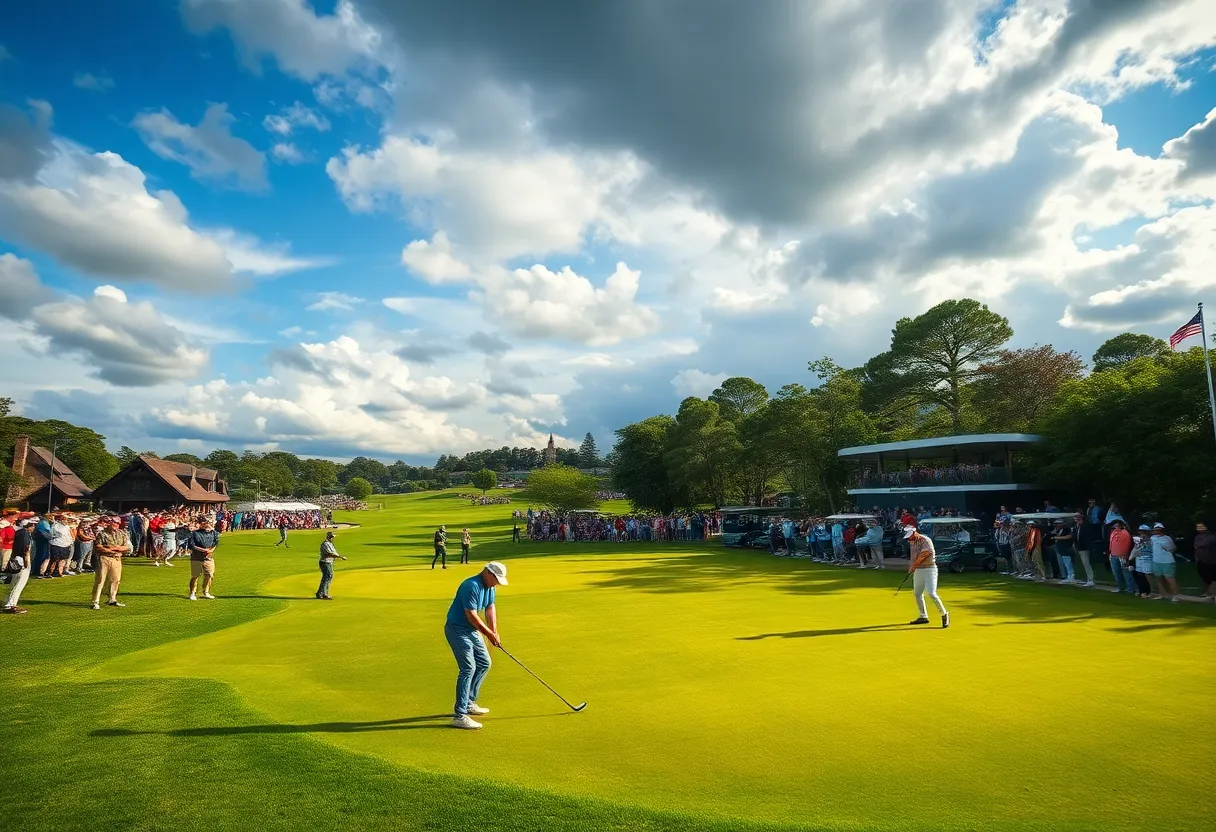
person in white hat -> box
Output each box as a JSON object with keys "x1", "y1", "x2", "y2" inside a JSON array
[
  {"x1": 1149, "y1": 522, "x2": 1179, "y2": 601},
  {"x1": 444, "y1": 561, "x2": 508, "y2": 729},
  {"x1": 904, "y1": 526, "x2": 949, "y2": 628}
]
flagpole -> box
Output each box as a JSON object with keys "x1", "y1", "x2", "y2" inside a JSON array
[{"x1": 1200, "y1": 302, "x2": 1216, "y2": 447}]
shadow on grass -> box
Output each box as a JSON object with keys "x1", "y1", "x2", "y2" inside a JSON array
[
  {"x1": 91, "y1": 710, "x2": 572, "y2": 737},
  {"x1": 739, "y1": 623, "x2": 926, "y2": 639}
]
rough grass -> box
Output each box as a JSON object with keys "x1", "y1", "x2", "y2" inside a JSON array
[{"x1": 3, "y1": 489, "x2": 1213, "y2": 831}]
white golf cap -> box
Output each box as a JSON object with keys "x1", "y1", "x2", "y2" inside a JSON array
[
  {"x1": 902, "y1": 525, "x2": 917, "y2": 539},
  {"x1": 1138, "y1": 524, "x2": 1151, "y2": 531},
  {"x1": 485, "y1": 561, "x2": 508, "y2": 585},
  {"x1": 1152, "y1": 522, "x2": 1165, "y2": 529}
]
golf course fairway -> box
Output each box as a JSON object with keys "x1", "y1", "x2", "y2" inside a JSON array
[{"x1": 4, "y1": 491, "x2": 1214, "y2": 832}]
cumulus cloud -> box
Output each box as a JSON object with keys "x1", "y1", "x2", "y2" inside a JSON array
[
  {"x1": 0, "y1": 255, "x2": 208, "y2": 386},
  {"x1": 400, "y1": 231, "x2": 472, "y2": 283},
  {"x1": 73, "y1": 72, "x2": 115, "y2": 92},
  {"x1": 271, "y1": 142, "x2": 305, "y2": 163},
  {"x1": 466, "y1": 331, "x2": 511, "y2": 355},
  {"x1": 0, "y1": 142, "x2": 322, "y2": 291},
  {"x1": 0, "y1": 100, "x2": 53, "y2": 181},
  {"x1": 134, "y1": 103, "x2": 267, "y2": 190},
  {"x1": 1164, "y1": 107, "x2": 1216, "y2": 181},
  {"x1": 263, "y1": 101, "x2": 331, "y2": 135},
  {"x1": 671, "y1": 369, "x2": 728, "y2": 400},
  {"x1": 182, "y1": 0, "x2": 384, "y2": 80}
]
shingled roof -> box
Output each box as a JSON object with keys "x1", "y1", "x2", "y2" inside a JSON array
[
  {"x1": 137, "y1": 456, "x2": 230, "y2": 503},
  {"x1": 11, "y1": 444, "x2": 92, "y2": 502}
]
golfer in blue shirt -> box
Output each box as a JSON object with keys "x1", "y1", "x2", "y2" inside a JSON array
[{"x1": 445, "y1": 561, "x2": 508, "y2": 730}]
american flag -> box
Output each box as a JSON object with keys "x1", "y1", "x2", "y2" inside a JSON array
[{"x1": 1169, "y1": 310, "x2": 1203, "y2": 349}]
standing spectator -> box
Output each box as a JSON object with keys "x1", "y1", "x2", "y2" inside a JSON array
[
  {"x1": 432, "y1": 525, "x2": 448, "y2": 570},
  {"x1": 1008, "y1": 520, "x2": 1030, "y2": 577},
  {"x1": 866, "y1": 522, "x2": 886, "y2": 569},
  {"x1": 1193, "y1": 521, "x2": 1216, "y2": 603},
  {"x1": 0, "y1": 511, "x2": 15, "y2": 574},
  {"x1": 90, "y1": 516, "x2": 131, "y2": 609},
  {"x1": 188, "y1": 518, "x2": 220, "y2": 601},
  {"x1": 1072, "y1": 512, "x2": 1097, "y2": 587},
  {"x1": 316, "y1": 531, "x2": 346, "y2": 600},
  {"x1": 1130, "y1": 525, "x2": 1155, "y2": 598},
  {"x1": 48, "y1": 514, "x2": 75, "y2": 577},
  {"x1": 830, "y1": 520, "x2": 845, "y2": 563},
  {"x1": 1149, "y1": 523, "x2": 1179, "y2": 602},
  {"x1": 1106, "y1": 520, "x2": 1137, "y2": 595},
  {"x1": 1026, "y1": 522, "x2": 1047, "y2": 582},
  {"x1": 75, "y1": 519, "x2": 96, "y2": 574},
  {"x1": 33, "y1": 515, "x2": 51, "y2": 578},
  {"x1": 3, "y1": 518, "x2": 35, "y2": 614},
  {"x1": 126, "y1": 511, "x2": 143, "y2": 561},
  {"x1": 994, "y1": 518, "x2": 1013, "y2": 573},
  {"x1": 275, "y1": 515, "x2": 290, "y2": 548},
  {"x1": 512, "y1": 521, "x2": 520, "y2": 543},
  {"x1": 461, "y1": 528, "x2": 472, "y2": 565},
  {"x1": 159, "y1": 517, "x2": 177, "y2": 567},
  {"x1": 1051, "y1": 520, "x2": 1077, "y2": 584}
]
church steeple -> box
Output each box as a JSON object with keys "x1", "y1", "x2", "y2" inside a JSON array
[{"x1": 544, "y1": 433, "x2": 557, "y2": 464}]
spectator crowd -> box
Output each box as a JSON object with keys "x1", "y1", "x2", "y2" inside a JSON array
[{"x1": 519, "y1": 508, "x2": 721, "y2": 542}]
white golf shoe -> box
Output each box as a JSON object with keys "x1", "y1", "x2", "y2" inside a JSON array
[
  {"x1": 451, "y1": 714, "x2": 483, "y2": 730},
  {"x1": 466, "y1": 703, "x2": 489, "y2": 715}
]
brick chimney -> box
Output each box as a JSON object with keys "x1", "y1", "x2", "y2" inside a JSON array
[{"x1": 11, "y1": 434, "x2": 29, "y2": 480}]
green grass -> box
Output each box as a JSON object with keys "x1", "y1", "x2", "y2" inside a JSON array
[{"x1": 3, "y1": 489, "x2": 1214, "y2": 831}]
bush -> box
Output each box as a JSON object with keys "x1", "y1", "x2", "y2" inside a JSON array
[{"x1": 344, "y1": 477, "x2": 374, "y2": 500}]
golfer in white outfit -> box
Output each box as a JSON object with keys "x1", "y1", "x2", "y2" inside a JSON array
[{"x1": 905, "y1": 526, "x2": 949, "y2": 628}]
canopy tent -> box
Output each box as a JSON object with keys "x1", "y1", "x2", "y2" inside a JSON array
[{"x1": 229, "y1": 501, "x2": 321, "y2": 513}]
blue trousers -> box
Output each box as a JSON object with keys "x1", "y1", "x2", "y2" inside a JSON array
[
  {"x1": 1109, "y1": 556, "x2": 1137, "y2": 594},
  {"x1": 317, "y1": 560, "x2": 334, "y2": 597},
  {"x1": 1055, "y1": 547, "x2": 1076, "y2": 581},
  {"x1": 444, "y1": 625, "x2": 491, "y2": 717}
]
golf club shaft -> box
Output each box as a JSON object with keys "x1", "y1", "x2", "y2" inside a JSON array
[
  {"x1": 499, "y1": 646, "x2": 583, "y2": 711},
  {"x1": 894, "y1": 572, "x2": 912, "y2": 595}
]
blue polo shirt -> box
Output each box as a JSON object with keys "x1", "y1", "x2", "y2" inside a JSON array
[{"x1": 445, "y1": 575, "x2": 496, "y2": 630}]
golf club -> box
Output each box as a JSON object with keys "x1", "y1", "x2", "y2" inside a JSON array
[
  {"x1": 894, "y1": 572, "x2": 912, "y2": 596},
  {"x1": 498, "y1": 645, "x2": 587, "y2": 712}
]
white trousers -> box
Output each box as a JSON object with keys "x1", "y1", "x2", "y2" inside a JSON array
[
  {"x1": 871, "y1": 543, "x2": 885, "y2": 567},
  {"x1": 913, "y1": 567, "x2": 947, "y2": 617},
  {"x1": 5, "y1": 564, "x2": 31, "y2": 608}
]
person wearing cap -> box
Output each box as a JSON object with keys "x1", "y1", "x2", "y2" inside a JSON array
[
  {"x1": 444, "y1": 561, "x2": 508, "y2": 730},
  {"x1": 1129, "y1": 525, "x2": 1155, "y2": 598},
  {"x1": 1051, "y1": 519, "x2": 1078, "y2": 584},
  {"x1": 3, "y1": 518, "x2": 36, "y2": 614},
  {"x1": 1107, "y1": 520, "x2": 1136, "y2": 595},
  {"x1": 48, "y1": 513, "x2": 75, "y2": 578},
  {"x1": 904, "y1": 526, "x2": 949, "y2": 628},
  {"x1": 188, "y1": 518, "x2": 220, "y2": 601},
  {"x1": 74, "y1": 517, "x2": 96, "y2": 573},
  {"x1": 0, "y1": 510, "x2": 16, "y2": 575},
  {"x1": 432, "y1": 525, "x2": 448, "y2": 570},
  {"x1": 316, "y1": 531, "x2": 346, "y2": 600},
  {"x1": 158, "y1": 515, "x2": 177, "y2": 567},
  {"x1": 1149, "y1": 522, "x2": 1179, "y2": 602},
  {"x1": 91, "y1": 516, "x2": 132, "y2": 610}
]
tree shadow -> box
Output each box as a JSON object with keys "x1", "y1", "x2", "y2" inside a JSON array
[{"x1": 739, "y1": 623, "x2": 926, "y2": 639}]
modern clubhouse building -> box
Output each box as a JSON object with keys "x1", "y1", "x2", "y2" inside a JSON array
[{"x1": 837, "y1": 433, "x2": 1048, "y2": 515}]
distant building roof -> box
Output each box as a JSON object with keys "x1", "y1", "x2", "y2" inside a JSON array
[
  {"x1": 837, "y1": 433, "x2": 1042, "y2": 459},
  {"x1": 137, "y1": 456, "x2": 229, "y2": 503},
  {"x1": 10, "y1": 443, "x2": 92, "y2": 502}
]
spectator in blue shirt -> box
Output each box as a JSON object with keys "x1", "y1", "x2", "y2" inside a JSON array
[{"x1": 445, "y1": 562, "x2": 508, "y2": 730}]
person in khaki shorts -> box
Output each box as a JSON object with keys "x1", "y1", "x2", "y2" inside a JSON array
[
  {"x1": 91, "y1": 516, "x2": 132, "y2": 609},
  {"x1": 188, "y1": 518, "x2": 219, "y2": 601}
]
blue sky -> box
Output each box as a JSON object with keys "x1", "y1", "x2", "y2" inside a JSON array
[{"x1": 1, "y1": 1, "x2": 1214, "y2": 463}]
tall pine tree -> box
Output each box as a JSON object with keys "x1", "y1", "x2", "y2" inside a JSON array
[{"x1": 577, "y1": 432, "x2": 601, "y2": 468}]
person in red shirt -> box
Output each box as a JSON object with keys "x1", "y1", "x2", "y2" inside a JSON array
[
  {"x1": 0, "y1": 510, "x2": 17, "y2": 575},
  {"x1": 1106, "y1": 520, "x2": 1136, "y2": 595}
]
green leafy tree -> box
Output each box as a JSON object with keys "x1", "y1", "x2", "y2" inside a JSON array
[
  {"x1": 115, "y1": 446, "x2": 140, "y2": 468},
  {"x1": 577, "y1": 433, "x2": 601, "y2": 468},
  {"x1": 973, "y1": 345, "x2": 1085, "y2": 433},
  {"x1": 863, "y1": 298, "x2": 1012, "y2": 434},
  {"x1": 293, "y1": 482, "x2": 321, "y2": 499},
  {"x1": 664, "y1": 398, "x2": 740, "y2": 507},
  {"x1": 709, "y1": 377, "x2": 769, "y2": 423},
  {"x1": 610, "y1": 416, "x2": 678, "y2": 514},
  {"x1": 1092, "y1": 333, "x2": 1169, "y2": 372},
  {"x1": 344, "y1": 477, "x2": 374, "y2": 500},
  {"x1": 204, "y1": 449, "x2": 241, "y2": 480},
  {"x1": 524, "y1": 464, "x2": 600, "y2": 513},
  {"x1": 1032, "y1": 348, "x2": 1215, "y2": 527},
  {"x1": 469, "y1": 468, "x2": 498, "y2": 494},
  {"x1": 299, "y1": 457, "x2": 340, "y2": 489},
  {"x1": 340, "y1": 456, "x2": 389, "y2": 488},
  {"x1": 162, "y1": 453, "x2": 205, "y2": 466}
]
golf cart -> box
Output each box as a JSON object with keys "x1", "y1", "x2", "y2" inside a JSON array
[
  {"x1": 917, "y1": 517, "x2": 1003, "y2": 573},
  {"x1": 722, "y1": 506, "x2": 791, "y2": 550}
]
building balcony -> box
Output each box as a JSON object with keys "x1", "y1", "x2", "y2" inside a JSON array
[{"x1": 854, "y1": 465, "x2": 1015, "y2": 489}]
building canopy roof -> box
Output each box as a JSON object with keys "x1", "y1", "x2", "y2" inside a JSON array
[
  {"x1": 230, "y1": 501, "x2": 321, "y2": 512},
  {"x1": 837, "y1": 433, "x2": 1042, "y2": 460},
  {"x1": 14, "y1": 445, "x2": 92, "y2": 501}
]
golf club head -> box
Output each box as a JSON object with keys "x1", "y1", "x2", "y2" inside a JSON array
[{"x1": 572, "y1": 702, "x2": 588, "y2": 712}]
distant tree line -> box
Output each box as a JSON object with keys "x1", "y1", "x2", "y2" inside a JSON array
[{"x1": 609, "y1": 298, "x2": 1214, "y2": 528}]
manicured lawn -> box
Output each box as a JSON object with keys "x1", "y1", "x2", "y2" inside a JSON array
[{"x1": 3, "y1": 490, "x2": 1213, "y2": 831}]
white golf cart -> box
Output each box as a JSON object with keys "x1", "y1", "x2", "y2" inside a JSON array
[{"x1": 916, "y1": 517, "x2": 1002, "y2": 573}]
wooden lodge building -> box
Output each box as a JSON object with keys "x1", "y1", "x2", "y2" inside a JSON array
[
  {"x1": 6, "y1": 435, "x2": 93, "y2": 510},
  {"x1": 90, "y1": 455, "x2": 230, "y2": 512}
]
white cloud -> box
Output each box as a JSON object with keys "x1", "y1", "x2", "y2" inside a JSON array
[
  {"x1": 0, "y1": 256, "x2": 208, "y2": 386},
  {"x1": 1163, "y1": 107, "x2": 1216, "y2": 181},
  {"x1": 307, "y1": 291, "x2": 364, "y2": 311},
  {"x1": 670, "y1": 369, "x2": 727, "y2": 400},
  {"x1": 73, "y1": 72, "x2": 115, "y2": 92},
  {"x1": 400, "y1": 231, "x2": 472, "y2": 283},
  {"x1": 134, "y1": 103, "x2": 267, "y2": 190},
  {"x1": 182, "y1": 0, "x2": 385, "y2": 81},
  {"x1": 207, "y1": 228, "x2": 330, "y2": 276},
  {"x1": 272, "y1": 142, "x2": 305, "y2": 163},
  {"x1": 263, "y1": 101, "x2": 331, "y2": 135}
]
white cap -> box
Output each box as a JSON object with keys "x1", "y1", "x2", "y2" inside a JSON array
[
  {"x1": 902, "y1": 525, "x2": 917, "y2": 539},
  {"x1": 1138, "y1": 524, "x2": 1151, "y2": 531},
  {"x1": 1152, "y1": 522, "x2": 1165, "y2": 529},
  {"x1": 485, "y1": 561, "x2": 508, "y2": 585}
]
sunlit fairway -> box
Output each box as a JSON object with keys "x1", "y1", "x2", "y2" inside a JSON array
[{"x1": 5, "y1": 491, "x2": 1214, "y2": 832}]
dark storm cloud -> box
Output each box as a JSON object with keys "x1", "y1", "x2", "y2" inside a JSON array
[
  {"x1": 466, "y1": 330, "x2": 511, "y2": 355},
  {"x1": 0, "y1": 101, "x2": 52, "y2": 181},
  {"x1": 357, "y1": 0, "x2": 1162, "y2": 224}
]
